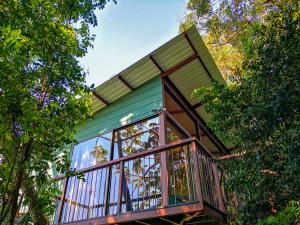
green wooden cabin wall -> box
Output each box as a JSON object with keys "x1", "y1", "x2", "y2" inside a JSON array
[{"x1": 75, "y1": 77, "x2": 163, "y2": 142}]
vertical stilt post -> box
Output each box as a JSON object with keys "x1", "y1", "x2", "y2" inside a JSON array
[{"x1": 212, "y1": 163, "x2": 225, "y2": 212}]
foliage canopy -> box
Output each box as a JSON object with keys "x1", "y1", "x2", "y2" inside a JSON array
[
  {"x1": 192, "y1": 2, "x2": 300, "y2": 224},
  {"x1": 179, "y1": 0, "x2": 295, "y2": 80},
  {"x1": 0, "y1": 0, "x2": 113, "y2": 224}
]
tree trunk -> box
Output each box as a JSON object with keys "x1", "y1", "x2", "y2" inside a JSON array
[
  {"x1": 8, "y1": 140, "x2": 32, "y2": 225},
  {"x1": 8, "y1": 165, "x2": 24, "y2": 225},
  {"x1": 22, "y1": 183, "x2": 49, "y2": 225}
]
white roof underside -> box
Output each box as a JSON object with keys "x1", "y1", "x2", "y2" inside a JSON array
[{"x1": 91, "y1": 26, "x2": 225, "y2": 126}]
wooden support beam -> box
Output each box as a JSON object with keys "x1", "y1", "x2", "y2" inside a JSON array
[
  {"x1": 92, "y1": 91, "x2": 109, "y2": 106},
  {"x1": 169, "y1": 109, "x2": 185, "y2": 115},
  {"x1": 184, "y1": 34, "x2": 213, "y2": 80},
  {"x1": 150, "y1": 55, "x2": 164, "y2": 73},
  {"x1": 136, "y1": 221, "x2": 151, "y2": 225},
  {"x1": 117, "y1": 74, "x2": 134, "y2": 91},
  {"x1": 159, "y1": 217, "x2": 180, "y2": 225},
  {"x1": 161, "y1": 54, "x2": 198, "y2": 78},
  {"x1": 192, "y1": 101, "x2": 204, "y2": 109}
]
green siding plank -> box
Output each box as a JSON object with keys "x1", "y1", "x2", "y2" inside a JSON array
[{"x1": 75, "y1": 77, "x2": 163, "y2": 142}]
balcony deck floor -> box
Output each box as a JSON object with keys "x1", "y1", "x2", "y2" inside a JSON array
[{"x1": 59, "y1": 202, "x2": 225, "y2": 225}]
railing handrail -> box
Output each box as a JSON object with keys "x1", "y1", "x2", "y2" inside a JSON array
[
  {"x1": 55, "y1": 137, "x2": 213, "y2": 180},
  {"x1": 54, "y1": 137, "x2": 219, "y2": 181}
]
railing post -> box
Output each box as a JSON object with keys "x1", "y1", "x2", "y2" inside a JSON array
[
  {"x1": 104, "y1": 166, "x2": 112, "y2": 215},
  {"x1": 159, "y1": 110, "x2": 169, "y2": 207},
  {"x1": 191, "y1": 140, "x2": 203, "y2": 208},
  {"x1": 57, "y1": 177, "x2": 69, "y2": 224},
  {"x1": 212, "y1": 163, "x2": 225, "y2": 212},
  {"x1": 117, "y1": 161, "x2": 124, "y2": 214}
]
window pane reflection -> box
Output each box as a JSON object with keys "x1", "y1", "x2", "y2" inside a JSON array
[
  {"x1": 121, "y1": 154, "x2": 161, "y2": 213},
  {"x1": 71, "y1": 132, "x2": 112, "y2": 170},
  {"x1": 166, "y1": 121, "x2": 195, "y2": 205},
  {"x1": 113, "y1": 117, "x2": 159, "y2": 159},
  {"x1": 166, "y1": 121, "x2": 186, "y2": 143}
]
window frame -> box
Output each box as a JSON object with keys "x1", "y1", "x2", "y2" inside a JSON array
[{"x1": 70, "y1": 114, "x2": 160, "y2": 171}]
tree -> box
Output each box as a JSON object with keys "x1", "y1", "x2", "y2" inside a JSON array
[
  {"x1": 0, "y1": 0, "x2": 114, "y2": 224},
  {"x1": 179, "y1": 0, "x2": 293, "y2": 80},
  {"x1": 193, "y1": 3, "x2": 299, "y2": 224}
]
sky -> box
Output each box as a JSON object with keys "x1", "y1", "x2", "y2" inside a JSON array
[{"x1": 80, "y1": 0, "x2": 187, "y2": 87}]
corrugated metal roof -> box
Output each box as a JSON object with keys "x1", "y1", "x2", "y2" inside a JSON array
[{"x1": 92, "y1": 26, "x2": 225, "y2": 128}]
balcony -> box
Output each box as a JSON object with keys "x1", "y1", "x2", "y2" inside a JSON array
[{"x1": 54, "y1": 132, "x2": 225, "y2": 224}]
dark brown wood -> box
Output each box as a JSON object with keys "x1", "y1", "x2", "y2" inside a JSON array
[
  {"x1": 57, "y1": 177, "x2": 69, "y2": 223},
  {"x1": 92, "y1": 91, "x2": 109, "y2": 106},
  {"x1": 104, "y1": 166, "x2": 112, "y2": 215},
  {"x1": 159, "y1": 111, "x2": 169, "y2": 207},
  {"x1": 169, "y1": 109, "x2": 184, "y2": 115},
  {"x1": 211, "y1": 163, "x2": 225, "y2": 213},
  {"x1": 117, "y1": 74, "x2": 134, "y2": 91},
  {"x1": 196, "y1": 122, "x2": 202, "y2": 142},
  {"x1": 161, "y1": 54, "x2": 198, "y2": 78},
  {"x1": 203, "y1": 202, "x2": 226, "y2": 221},
  {"x1": 184, "y1": 34, "x2": 213, "y2": 80},
  {"x1": 117, "y1": 161, "x2": 124, "y2": 213},
  {"x1": 61, "y1": 202, "x2": 203, "y2": 225},
  {"x1": 192, "y1": 101, "x2": 204, "y2": 109},
  {"x1": 184, "y1": 34, "x2": 198, "y2": 55},
  {"x1": 191, "y1": 140, "x2": 204, "y2": 208},
  {"x1": 150, "y1": 55, "x2": 164, "y2": 73}
]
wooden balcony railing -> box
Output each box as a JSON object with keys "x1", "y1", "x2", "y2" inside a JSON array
[{"x1": 54, "y1": 137, "x2": 225, "y2": 224}]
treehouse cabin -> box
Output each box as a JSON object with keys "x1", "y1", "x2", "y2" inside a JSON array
[{"x1": 54, "y1": 26, "x2": 230, "y2": 225}]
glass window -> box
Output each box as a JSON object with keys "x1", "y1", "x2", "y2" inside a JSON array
[
  {"x1": 166, "y1": 121, "x2": 195, "y2": 204},
  {"x1": 71, "y1": 132, "x2": 112, "y2": 170},
  {"x1": 166, "y1": 121, "x2": 187, "y2": 143},
  {"x1": 113, "y1": 117, "x2": 159, "y2": 159}
]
